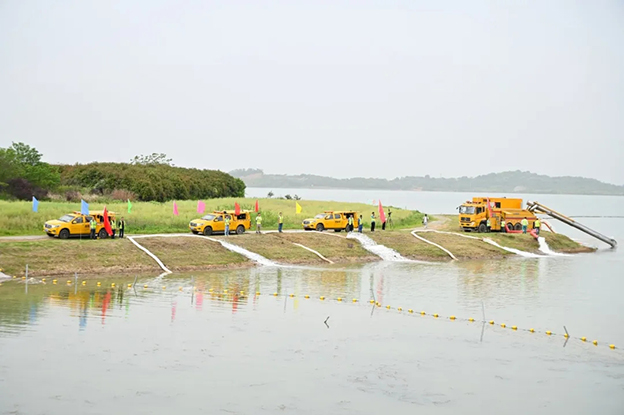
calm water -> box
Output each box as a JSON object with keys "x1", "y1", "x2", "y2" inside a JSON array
[{"x1": 1, "y1": 190, "x2": 623, "y2": 414}]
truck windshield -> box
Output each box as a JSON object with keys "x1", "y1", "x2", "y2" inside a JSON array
[
  {"x1": 201, "y1": 214, "x2": 216, "y2": 221},
  {"x1": 459, "y1": 206, "x2": 476, "y2": 214},
  {"x1": 59, "y1": 214, "x2": 76, "y2": 223},
  {"x1": 314, "y1": 214, "x2": 325, "y2": 219}
]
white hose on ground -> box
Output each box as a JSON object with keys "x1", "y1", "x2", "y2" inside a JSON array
[
  {"x1": 346, "y1": 232, "x2": 412, "y2": 262},
  {"x1": 292, "y1": 243, "x2": 334, "y2": 264},
  {"x1": 127, "y1": 236, "x2": 173, "y2": 274},
  {"x1": 410, "y1": 230, "x2": 457, "y2": 260}
]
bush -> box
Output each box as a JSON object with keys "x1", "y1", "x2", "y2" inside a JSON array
[
  {"x1": 6, "y1": 178, "x2": 48, "y2": 201},
  {"x1": 110, "y1": 189, "x2": 137, "y2": 201}
]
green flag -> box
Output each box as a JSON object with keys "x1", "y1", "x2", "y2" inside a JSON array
[{"x1": 127, "y1": 199, "x2": 133, "y2": 213}]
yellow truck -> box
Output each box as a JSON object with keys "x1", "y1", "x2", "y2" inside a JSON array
[
  {"x1": 44, "y1": 210, "x2": 117, "y2": 239},
  {"x1": 458, "y1": 197, "x2": 537, "y2": 232},
  {"x1": 189, "y1": 210, "x2": 251, "y2": 235},
  {"x1": 302, "y1": 211, "x2": 358, "y2": 232}
]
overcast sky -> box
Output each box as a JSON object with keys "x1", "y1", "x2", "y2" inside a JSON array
[{"x1": 1, "y1": 0, "x2": 623, "y2": 184}]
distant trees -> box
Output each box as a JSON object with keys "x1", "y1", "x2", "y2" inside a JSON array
[
  {"x1": 0, "y1": 142, "x2": 60, "y2": 200},
  {"x1": 229, "y1": 168, "x2": 263, "y2": 178},
  {"x1": 60, "y1": 163, "x2": 245, "y2": 202}
]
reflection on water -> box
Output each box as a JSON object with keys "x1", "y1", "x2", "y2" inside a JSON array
[{"x1": 1, "y1": 257, "x2": 624, "y2": 414}]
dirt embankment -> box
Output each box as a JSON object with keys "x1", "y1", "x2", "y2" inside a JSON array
[{"x1": 0, "y1": 224, "x2": 593, "y2": 277}]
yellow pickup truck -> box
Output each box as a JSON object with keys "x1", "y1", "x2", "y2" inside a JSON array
[
  {"x1": 302, "y1": 211, "x2": 358, "y2": 232},
  {"x1": 189, "y1": 210, "x2": 251, "y2": 235},
  {"x1": 44, "y1": 211, "x2": 116, "y2": 239}
]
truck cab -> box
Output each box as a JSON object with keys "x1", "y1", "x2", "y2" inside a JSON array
[
  {"x1": 302, "y1": 211, "x2": 358, "y2": 232},
  {"x1": 189, "y1": 210, "x2": 251, "y2": 235}
]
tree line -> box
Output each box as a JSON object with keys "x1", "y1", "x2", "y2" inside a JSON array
[{"x1": 0, "y1": 142, "x2": 245, "y2": 201}]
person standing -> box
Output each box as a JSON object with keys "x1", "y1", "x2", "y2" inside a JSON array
[
  {"x1": 347, "y1": 215, "x2": 354, "y2": 232},
  {"x1": 278, "y1": 212, "x2": 283, "y2": 233},
  {"x1": 224, "y1": 214, "x2": 231, "y2": 236},
  {"x1": 534, "y1": 217, "x2": 541, "y2": 235},
  {"x1": 89, "y1": 217, "x2": 97, "y2": 240},
  {"x1": 370, "y1": 212, "x2": 376, "y2": 232},
  {"x1": 256, "y1": 213, "x2": 262, "y2": 234},
  {"x1": 521, "y1": 217, "x2": 529, "y2": 234},
  {"x1": 423, "y1": 214, "x2": 429, "y2": 229},
  {"x1": 119, "y1": 217, "x2": 125, "y2": 238},
  {"x1": 387, "y1": 209, "x2": 393, "y2": 227},
  {"x1": 501, "y1": 218, "x2": 506, "y2": 233},
  {"x1": 358, "y1": 214, "x2": 363, "y2": 233},
  {"x1": 110, "y1": 217, "x2": 117, "y2": 239},
  {"x1": 486, "y1": 217, "x2": 491, "y2": 233}
]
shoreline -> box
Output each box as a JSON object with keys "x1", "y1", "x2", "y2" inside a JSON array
[{"x1": 0, "y1": 224, "x2": 595, "y2": 278}]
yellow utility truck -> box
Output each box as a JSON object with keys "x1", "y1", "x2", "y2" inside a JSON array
[
  {"x1": 44, "y1": 211, "x2": 117, "y2": 239},
  {"x1": 189, "y1": 210, "x2": 251, "y2": 235},
  {"x1": 458, "y1": 197, "x2": 537, "y2": 232},
  {"x1": 302, "y1": 210, "x2": 358, "y2": 232}
]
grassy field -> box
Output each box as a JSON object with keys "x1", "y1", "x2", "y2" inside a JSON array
[
  {"x1": 211, "y1": 234, "x2": 324, "y2": 265},
  {"x1": 420, "y1": 233, "x2": 512, "y2": 259},
  {"x1": 367, "y1": 230, "x2": 451, "y2": 261},
  {"x1": 0, "y1": 199, "x2": 423, "y2": 236}
]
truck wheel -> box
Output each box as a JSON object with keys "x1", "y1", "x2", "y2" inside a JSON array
[
  {"x1": 59, "y1": 229, "x2": 70, "y2": 239},
  {"x1": 514, "y1": 223, "x2": 522, "y2": 231},
  {"x1": 316, "y1": 223, "x2": 324, "y2": 232},
  {"x1": 506, "y1": 223, "x2": 514, "y2": 232},
  {"x1": 236, "y1": 225, "x2": 245, "y2": 234},
  {"x1": 478, "y1": 223, "x2": 487, "y2": 233},
  {"x1": 203, "y1": 226, "x2": 213, "y2": 236},
  {"x1": 98, "y1": 229, "x2": 108, "y2": 239}
]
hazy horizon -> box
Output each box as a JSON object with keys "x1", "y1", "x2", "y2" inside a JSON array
[{"x1": 1, "y1": 0, "x2": 623, "y2": 184}]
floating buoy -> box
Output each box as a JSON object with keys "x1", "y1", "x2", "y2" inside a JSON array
[
  {"x1": 162, "y1": 286, "x2": 166, "y2": 290},
  {"x1": 564, "y1": 333, "x2": 569, "y2": 338},
  {"x1": 352, "y1": 299, "x2": 357, "y2": 303},
  {"x1": 468, "y1": 318, "x2": 475, "y2": 322},
  {"x1": 42, "y1": 278, "x2": 46, "y2": 282},
  {"x1": 127, "y1": 283, "x2": 132, "y2": 288},
  {"x1": 240, "y1": 291, "x2": 245, "y2": 296},
  {"x1": 256, "y1": 291, "x2": 261, "y2": 296},
  {"x1": 369, "y1": 300, "x2": 375, "y2": 304},
  {"x1": 223, "y1": 289, "x2": 228, "y2": 294},
  {"x1": 511, "y1": 326, "x2": 517, "y2": 330},
  {"x1": 209, "y1": 288, "x2": 214, "y2": 292},
  {"x1": 386, "y1": 305, "x2": 391, "y2": 309},
  {"x1": 111, "y1": 283, "x2": 116, "y2": 288},
  {"x1": 320, "y1": 296, "x2": 325, "y2": 300},
  {"x1": 501, "y1": 323, "x2": 506, "y2": 328},
  {"x1": 610, "y1": 344, "x2": 615, "y2": 349},
  {"x1": 22, "y1": 276, "x2": 26, "y2": 280},
  {"x1": 96, "y1": 282, "x2": 101, "y2": 286},
  {"x1": 546, "y1": 331, "x2": 552, "y2": 335},
  {"x1": 433, "y1": 313, "x2": 439, "y2": 318},
  {"x1": 13, "y1": 276, "x2": 17, "y2": 279},
  {"x1": 408, "y1": 309, "x2": 413, "y2": 313},
  {"x1": 82, "y1": 281, "x2": 87, "y2": 286},
  {"x1": 304, "y1": 295, "x2": 309, "y2": 299},
  {"x1": 179, "y1": 287, "x2": 183, "y2": 291},
  {"x1": 52, "y1": 279, "x2": 57, "y2": 284},
  {"x1": 397, "y1": 307, "x2": 403, "y2": 311},
  {"x1": 376, "y1": 302, "x2": 380, "y2": 307},
  {"x1": 66, "y1": 280, "x2": 71, "y2": 284},
  {"x1": 489, "y1": 320, "x2": 494, "y2": 325},
  {"x1": 449, "y1": 316, "x2": 456, "y2": 320},
  {"x1": 273, "y1": 292, "x2": 278, "y2": 297},
  {"x1": 143, "y1": 284, "x2": 148, "y2": 289},
  {"x1": 593, "y1": 340, "x2": 598, "y2": 346},
  {"x1": 420, "y1": 311, "x2": 426, "y2": 315},
  {"x1": 289, "y1": 294, "x2": 295, "y2": 298},
  {"x1": 529, "y1": 328, "x2": 535, "y2": 333},
  {"x1": 581, "y1": 337, "x2": 587, "y2": 342}
]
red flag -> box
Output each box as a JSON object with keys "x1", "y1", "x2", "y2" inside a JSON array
[
  {"x1": 103, "y1": 206, "x2": 113, "y2": 236},
  {"x1": 378, "y1": 200, "x2": 386, "y2": 223},
  {"x1": 234, "y1": 202, "x2": 241, "y2": 215},
  {"x1": 173, "y1": 201, "x2": 179, "y2": 216},
  {"x1": 255, "y1": 200, "x2": 259, "y2": 213}
]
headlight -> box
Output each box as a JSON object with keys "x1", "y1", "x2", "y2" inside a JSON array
[{"x1": 50, "y1": 224, "x2": 60, "y2": 228}]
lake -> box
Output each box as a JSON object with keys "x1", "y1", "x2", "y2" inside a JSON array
[{"x1": 1, "y1": 189, "x2": 623, "y2": 414}]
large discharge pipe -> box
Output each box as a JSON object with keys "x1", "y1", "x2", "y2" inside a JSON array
[{"x1": 527, "y1": 201, "x2": 617, "y2": 248}]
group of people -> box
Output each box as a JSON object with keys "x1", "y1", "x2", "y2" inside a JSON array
[
  {"x1": 89, "y1": 216, "x2": 126, "y2": 239},
  {"x1": 483, "y1": 216, "x2": 541, "y2": 234}
]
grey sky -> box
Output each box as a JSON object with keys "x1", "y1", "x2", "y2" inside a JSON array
[{"x1": 1, "y1": 0, "x2": 623, "y2": 184}]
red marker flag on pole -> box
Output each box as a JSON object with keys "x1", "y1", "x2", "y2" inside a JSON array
[
  {"x1": 103, "y1": 206, "x2": 113, "y2": 236},
  {"x1": 197, "y1": 200, "x2": 205, "y2": 214},
  {"x1": 378, "y1": 200, "x2": 386, "y2": 223},
  {"x1": 234, "y1": 202, "x2": 241, "y2": 216},
  {"x1": 173, "y1": 201, "x2": 179, "y2": 216},
  {"x1": 255, "y1": 200, "x2": 259, "y2": 213}
]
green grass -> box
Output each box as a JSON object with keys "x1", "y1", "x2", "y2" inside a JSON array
[
  {"x1": 270, "y1": 232, "x2": 377, "y2": 263},
  {"x1": 0, "y1": 199, "x2": 422, "y2": 236}
]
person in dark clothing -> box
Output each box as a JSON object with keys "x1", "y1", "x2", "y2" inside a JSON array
[
  {"x1": 119, "y1": 217, "x2": 125, "y2": 238},
  {"x1": 370, "y1": 212, "x2": 376, "y2": 232}
]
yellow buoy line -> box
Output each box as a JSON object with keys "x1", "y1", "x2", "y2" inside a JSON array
[{"x1": 3, "y1": 276, "x2": 617, "y2": 350}]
